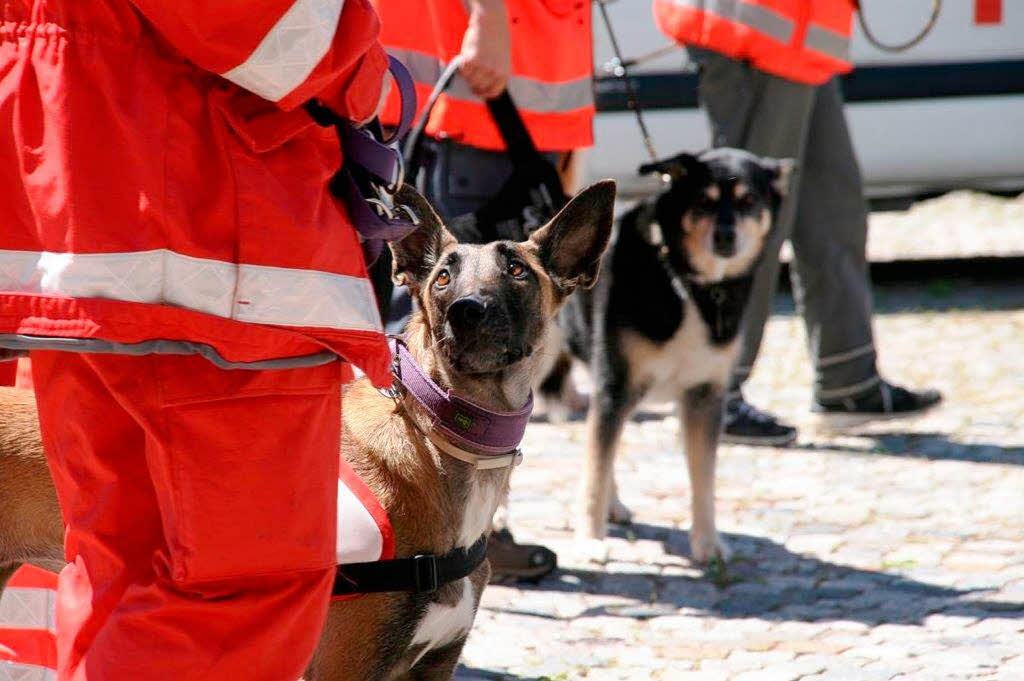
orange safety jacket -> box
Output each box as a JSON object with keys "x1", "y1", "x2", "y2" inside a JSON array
[
  {"x1": 653, "y1": 0, "x2": 854, "y2": 85},
  {"x1": 375, "y1": 0, "x2": 594, "y2": 152},
  {"x1": 0, "y1": 0, "x2": 394, "y2": 386}
]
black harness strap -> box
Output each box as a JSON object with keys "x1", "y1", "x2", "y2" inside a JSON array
[
  {"x1": 685, "y1": 275, "x2": 754, "y2": 345},
  {"x1": 332, "y1": 535, "x2": 488, "y2": 596}
]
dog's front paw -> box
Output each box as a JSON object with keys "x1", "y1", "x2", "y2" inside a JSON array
[
  {"x1": 689, "y1": 530, "x2": 732, "y2": 565},
  {"x1": 607, "y1": 496, "x2": 633, "y2": 525},
  {"x1": 574, "y1": 511, "x2": 608, "y2": 542}
]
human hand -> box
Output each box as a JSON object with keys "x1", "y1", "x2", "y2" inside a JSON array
[{"x1": 458, "y1": 0, "x2": 511, "y2": 100}]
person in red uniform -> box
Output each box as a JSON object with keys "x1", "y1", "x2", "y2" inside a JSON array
[
  {"x1": 653, "y1": 0, "x2": 941, "y2": 444},
  {"x1": 374, "y1": 0, "x2": 595, "y2": 581},
  {"x1": 0, "y1": 2, "x2": 392, "y2": 679}
]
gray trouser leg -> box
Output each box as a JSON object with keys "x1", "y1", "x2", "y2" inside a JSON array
[
  {"x1": 790, "y1": 80, "x2": 878, "y2": 399},
  {"x1": 694, "y1": 53, "x2": 878, "y2": 399}
]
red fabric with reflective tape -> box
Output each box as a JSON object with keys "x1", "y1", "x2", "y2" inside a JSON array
[
  {"x1": 653, "y1": 0, "x2": 854, "y2": 85},
  {"x1": 0, "y1": 566, "x2": 58, "y2": 672},
  {"x1": 0, "y1": 0, "x2": 392, "y2": 385},
  {"x1": 376, "y1": 0, "x2": 594, "y2": 151}
]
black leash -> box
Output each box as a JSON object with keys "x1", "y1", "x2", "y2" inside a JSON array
[
  {"x1": 333, "y1": 535, "x2": 488, "y2": 595},
  {"x1": 596, "y1": 0, "x2": 660, "y2": 163},
  {"x1": 856, "y1": 0, "x2": 941, "y2": 53},
  {"x1": 402, "y1": 58, "x2": 567, "y2": 241}
]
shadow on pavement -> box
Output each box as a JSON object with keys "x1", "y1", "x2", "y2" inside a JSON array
[
  {"x1": 454, "y1": 666, "x2": 543, "y2": 681},
  {"x1": 491, "y1": 522, "x2": 1023, "y2": 626},
  {"x1": 797, "y1": 431, "x2": 1024, "y2": 466}
]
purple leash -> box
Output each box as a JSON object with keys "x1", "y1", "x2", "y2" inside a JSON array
[
  {"x1": 307, "y1": 56, "x2": 421, "y2": 265},
  {"x1": 389, "y1": 339, "x2": 532, "y2": 468}
]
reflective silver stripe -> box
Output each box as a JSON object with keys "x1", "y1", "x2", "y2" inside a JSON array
[
  {"x1": 0, "y1": 335, "x2": 338, "y2": 371},
  {"x1": 0, "y1": 586, "x2": 56, "y2": 631},
  {"x1": 0, "y1": 249, "x2": 382, "y2": 333},
  {"x1": 816, "y1": 343, "x2": 875, "y2": 370},
  {"x1": 816, "y1": 374, "x2": 881, "y2": 401},
  {"x1": 388, "y1": 49, "x2": 593, "y2": 113},
  {"x1": 0, "y1": 662, "x2": 57, "y2": 681},
  {"x1": 805, "y1": 23, "x2": 850, "y2": 61},
  {"x1": 222, "y1": 0, "x2": 345, "y2": 102},
  {"x1": 667, "y1": 0, "x2": 793, "y2": 44}
]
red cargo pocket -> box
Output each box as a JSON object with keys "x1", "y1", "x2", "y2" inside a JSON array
[{"x1": 152, "y1": 355, "x2": 344, "y2": 583}]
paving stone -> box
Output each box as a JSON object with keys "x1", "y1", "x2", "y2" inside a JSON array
[{"x1": 458, "y1": 289, "x2": 1024, "y2": 680}]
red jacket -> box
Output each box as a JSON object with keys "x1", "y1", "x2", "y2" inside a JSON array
[
  {"x1": 0, "y1": 0, "x2": 393, "y2": 385},
  {"x1": 376, "y1": 0, "x2": 594, "y2": 152},
  {"x1": 654, "y1": 0, "x2": 854, "y2": 85}
]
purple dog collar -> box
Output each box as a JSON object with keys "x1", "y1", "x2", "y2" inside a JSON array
[{"x1": 388, "y1": 339, "x2": 532, "y2": 469}]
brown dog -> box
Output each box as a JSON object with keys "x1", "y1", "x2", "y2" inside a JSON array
[{"x1": 0, "y1": 181, "x2": 615, "y2": 680}]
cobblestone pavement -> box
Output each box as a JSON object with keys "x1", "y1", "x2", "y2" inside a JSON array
[{"x1": 456, "y1": 281, "x2": 1024, "y2": 681}]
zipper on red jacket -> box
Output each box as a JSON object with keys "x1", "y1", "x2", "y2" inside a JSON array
[{"x1": 791, "y1": 0, "x2": 811, "y2": 50}]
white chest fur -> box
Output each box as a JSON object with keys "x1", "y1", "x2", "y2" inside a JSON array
[
  {"x1": 626, "y1": 296, "x2": 739, "y2": 402},
  {"x1": 407, "y1": 471, "x2": 504, "y2": 666},
  {"x1": 457, "y1": 473, "x2": 504, "y2": 548},
  {"x1": 409, "y1": 576, "x2": 475, "y2": 666}
]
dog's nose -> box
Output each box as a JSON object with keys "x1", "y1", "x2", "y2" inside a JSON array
[
  {"x1": 447, "y1": 296, "x2": 487, "y2": 332},
  {"x1": 713, "y1": 226, "x2": 736, "y2": 256}
]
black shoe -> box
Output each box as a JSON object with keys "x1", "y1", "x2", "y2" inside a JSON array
[
  {"x1": 486, "y1": 528, "x2": 557, "y2": 585},
  {"x1": 812, "y1": 379, "x2": 942, "y2": 428},
  {"x1": 722, "y1": 396, "x2": 798, "y2": 447}
]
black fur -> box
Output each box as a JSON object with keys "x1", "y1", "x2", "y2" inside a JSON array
[
  {"x1": 563, "y1": 148, "x2": 791, "y2": 551},
  {"x1": 563, "y1": 148, "x2": 789, "y2": 366}
]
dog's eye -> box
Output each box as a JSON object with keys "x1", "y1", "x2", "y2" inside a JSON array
[
  {"x1": 435, "y1": 269, "x2": 451, "y2": 288},
  {"x1": 507, "y1": 260, "x2": 528, "y2": 280},
  {"x1": 735, "y1": 195, "x2": 755, "y2": 210}
]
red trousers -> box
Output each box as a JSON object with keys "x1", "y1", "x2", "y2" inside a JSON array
[
  {"x1": 30, "y1": 350, "x2": 344, "y2": 681},
  {"x1": 0, "y1": 360, "x2": 13, "y2": 385},
  {"x1": 0, "y1": 357, "x2": 30, "y2": 387}
]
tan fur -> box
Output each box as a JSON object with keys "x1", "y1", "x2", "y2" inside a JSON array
[
  {"x1": 0, "y1": 387, "x2": 64, "y2": 590},
  {"x1": 682, "y1": 209, "x2": 769, "y2": 283}
]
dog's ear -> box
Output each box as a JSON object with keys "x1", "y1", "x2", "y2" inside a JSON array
[
  {"x1": 638, "y1": 152, "x2": 701, "y2": 181},
  {"x1": 389, "y1": 185, "x2": 457, "y2": 289},
  {"x1": 761, "y1": 157, "x2": 797, "y2": 198},
  {"x1": 529, "y1": 180, "x2": 616, "y2": 296}
]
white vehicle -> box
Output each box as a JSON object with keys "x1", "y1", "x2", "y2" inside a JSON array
[{"x1": 587, "y1": 0, "x2": 1024, "y2": 198}]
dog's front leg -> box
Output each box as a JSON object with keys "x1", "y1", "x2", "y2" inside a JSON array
[
  {"x1": 576, "y1": 382, "x2": 633, "y2": 541},
  {"x1": 680, "y1": 382, "x2": 731, "y2": 564}
]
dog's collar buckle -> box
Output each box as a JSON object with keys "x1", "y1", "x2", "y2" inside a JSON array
[{"x1": 410, "y1": 554, "x2": 439, "y2": 593}]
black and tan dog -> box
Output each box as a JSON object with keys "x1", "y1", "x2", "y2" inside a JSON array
[
  {"x1": 562, "y1": 149, "x2": 791, "y2": 563},
  {"x1": 0, "y1": 181, "x2": 615, "y2": 680}
]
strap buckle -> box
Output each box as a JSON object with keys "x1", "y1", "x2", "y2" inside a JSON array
[{"x1": 411, "y1": 554, "x2": 439, "y2": 593}]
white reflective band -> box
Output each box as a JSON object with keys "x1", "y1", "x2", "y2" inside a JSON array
[
  {"x1": 667, "y1": 0, "x2": 794, "y2": 44},
  {"x1": 222, "y1": 0, "x2": 345, "y2": 102},
  {"x1": 335, "y1": 477, "x2": 384, "y2": 565},
  {"x1": 816, "y1": 343, "x2": 874, "y2": 370},
  {"x1": 389, "y1": 49, "x2": 594, "y2": 113},
  {"x1": 816, "y1": 374, "x2": 882, "y2": 401},
  {"x1": 0, "y1": 249, "x2": 382, "y2": 332},
  {"x1": 804, "y1": 23, "x2": 850, "y2": 61},
  {"x1": 0, "y1": 662, "x2": 56, "y2": 681},
  {"x1": 0, "y1": 587, "x2": 56, "y2": 631}
]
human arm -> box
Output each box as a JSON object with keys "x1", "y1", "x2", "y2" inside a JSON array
[{"x1": 127, "y1": 0, "x2": 388, "y2": 122}]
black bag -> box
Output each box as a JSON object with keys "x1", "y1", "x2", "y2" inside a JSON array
[{"x1": 404, "y1": 61, "x2": 569, "y2": 243}]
